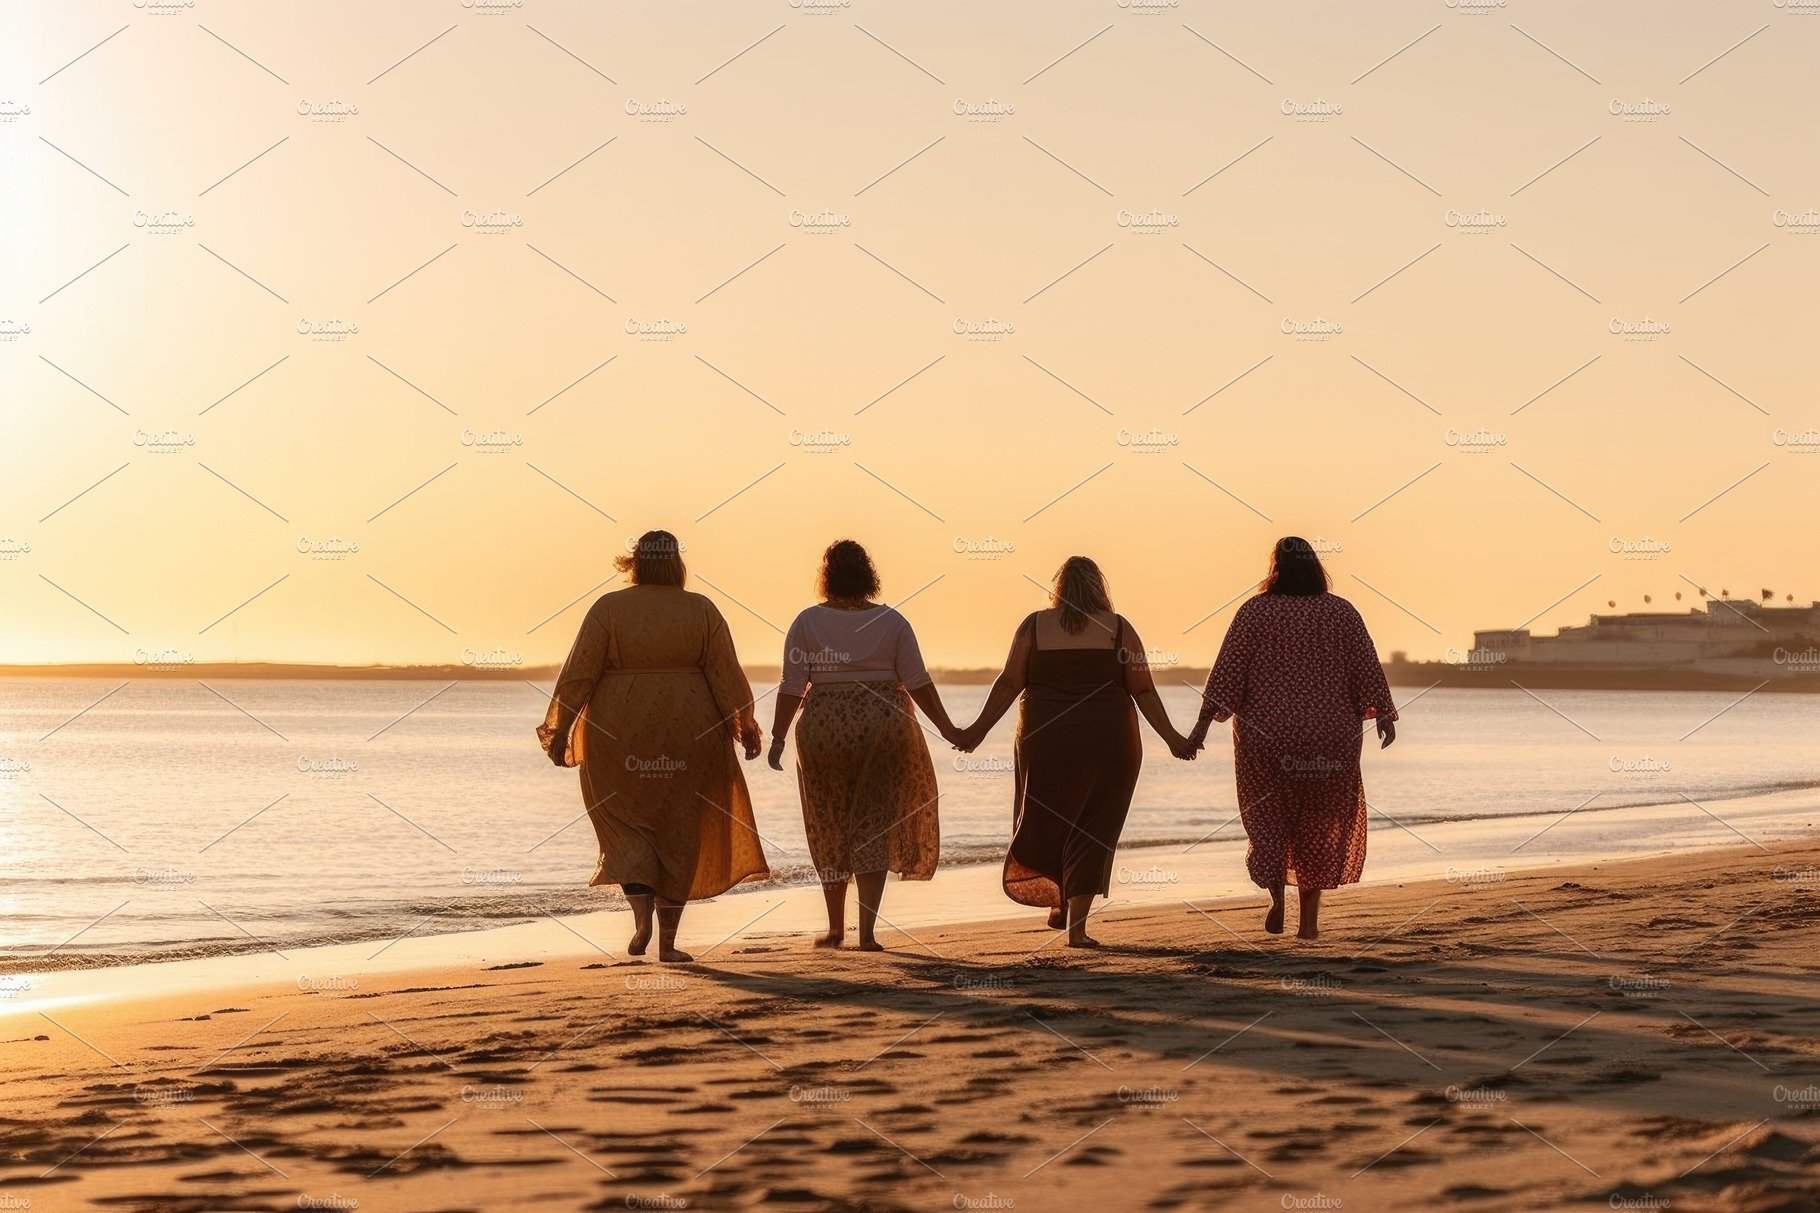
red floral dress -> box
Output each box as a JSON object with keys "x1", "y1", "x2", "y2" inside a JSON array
[{"x1": 1195, "y1": 593, "x2": 1397, "y2": 890}]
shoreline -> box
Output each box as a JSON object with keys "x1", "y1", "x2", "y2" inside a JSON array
[
  {"x1": 6, "y1": 784, "x2": 1815, "y2": 1010},
  {"x1": 7, "y1": 776, "x2": 1818, "y2": 978}
]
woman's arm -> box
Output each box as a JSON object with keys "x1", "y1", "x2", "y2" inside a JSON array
[
  {"x1": 957, "y1": 618, "x2": 1033, "y2": 751},
  {"x1": 767, "y1": 693, "x2": 804, "y2": 769},
  {"x1": 894, "y1": 616, "x2": 960, "y2": 745},
  {"x1": 701, "y1": 602, "x2": 762, "y2": 760},
  {"x1": 1119, "y1": 618, "x2": 1194, "y2": 759},
  {"x1": 538, "y1": 600, "x2": 610, "y2": 766},
  {"x1": 1345, "y1": 601, "x2": 1399, "y2": 748},
  {"x1": 1135, "y1": 688, "x2": 1195, "y2": 759},
  {"x1": 906, "y1": 684, "x2": 959, "y2": 745},
  {"x1": 768, "y1": 611, "x2": 811, "y2": 768},
  {"x1": 1187, "y1": 670, "x2": 1221, "y2": 750},
  {"x1": 1189, "y1": 602, "x2": 1255, "y2": 748}
]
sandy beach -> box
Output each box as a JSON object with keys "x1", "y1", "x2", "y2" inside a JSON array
[{"x1": 2, "y1": 837, "x2": 1817, "y2": 1212}]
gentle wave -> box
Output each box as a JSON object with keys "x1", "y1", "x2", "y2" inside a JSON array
[{"x1": 11, "y1": 780, "x2": 1818, "y2": 973}]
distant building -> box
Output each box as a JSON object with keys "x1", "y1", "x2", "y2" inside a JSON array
[{"x1": 1470, "y1": 598, "x2": 1820, "y2": 671}]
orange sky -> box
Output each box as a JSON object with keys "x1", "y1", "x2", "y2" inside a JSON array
[{"x1": 3, "y1": 1, "x2": 1817, "y2": 668}]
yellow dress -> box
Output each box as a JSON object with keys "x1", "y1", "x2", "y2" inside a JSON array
[{"x1": 540, "y1": 585, "x2": 769, "y2": 901}]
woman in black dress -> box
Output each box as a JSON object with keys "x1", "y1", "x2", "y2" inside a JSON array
[{"x1": 958, "y1": 557, "x2": 1196, "y2": 947}]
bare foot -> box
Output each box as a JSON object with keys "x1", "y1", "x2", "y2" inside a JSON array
[
  {"x1": 1264, "y1": 899, "x2": 1285, "y2": 935},
  {"x1": 1046, "y1": 907, "x2": 1065, "y2": 930},
  {"x1": 628, "y1": 926, "x2": 652, "y2": 956},
  {"x1": 1066, "y1": 934, "x2": 1101, "y2": 949},
  {"x1": 856, "y1": 937, "x2": 884, "y2": 952},
  {"x1": 813, "y1": 932, "x2": 844, "y2": 948},
  {"x1": 1298, "y1": 889, "x2": 1322, "y2": 941},
  {"x1": 658, "y1": 947, "x2": 694, "y2": 963}
]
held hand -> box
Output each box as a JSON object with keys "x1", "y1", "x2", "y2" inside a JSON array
[
  {"x1": 547, "y1": 735, "x2": 571, "y2": 768},
  {"x1": 1167, "y1": 733, "x2": 1198, "y2": 761},
  {"x1": 766, "y1": 736, "x2": 786, "y2": 770},
  {"x1": 1377, "y1": 718, "x2": 1396, "y2": 749}
]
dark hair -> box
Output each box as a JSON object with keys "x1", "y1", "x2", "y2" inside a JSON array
[
  {"x1": 1051, "y1": 556, "x2": 1112, "y2": 634},
  {"x1": 818, "y1": 539, "x2": 880, "y2": 600},
  {"x1": 1262, "y1": 536, "x2": 1329, "y2": 596},
  {"x1": 615, "y1": 530, "x2": 687, "y2": 587}
]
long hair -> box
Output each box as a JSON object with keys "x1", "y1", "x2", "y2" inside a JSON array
[
  {"x1": 1050, "y1": 556, "x2": 1112, "y2": 634},
  {"x1": 1262, "y1": 536, "x2": 1329, "y2": 596},
  {"x1": 615, "y1": 530, "x2": 687, "y2": 587},
  {"x1": 818, "y1": 539, "x2": 880, "y2": 600}
]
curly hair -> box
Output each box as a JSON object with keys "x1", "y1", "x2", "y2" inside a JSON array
[
  {"x1": 614, "y1": 530, "x2": 687, "y2": 587},
  {"x1": 818, "y1": 539, "x2": 880, "y2": 600}
]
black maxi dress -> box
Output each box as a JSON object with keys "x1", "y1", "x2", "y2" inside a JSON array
[{"x1": 1003, "y1": 613, "x2": 1149, "y2": 908}]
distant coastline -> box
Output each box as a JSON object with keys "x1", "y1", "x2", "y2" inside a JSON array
[
  {"x1": 0, "y1": 662, "x2": 1131, "y2": 686},
  {"x1": 0, "y1": 661, "x2": 1016, "y2": 684},
  {"x1": 1384, "y1": 658, "x2": 1820, "y2": 693},
  {"x1": 8, "y1": 659, "x2": 1819, "y2": 692},
  {"x1": 0, "y1": 662, "x2": 571, "y2": 682}
]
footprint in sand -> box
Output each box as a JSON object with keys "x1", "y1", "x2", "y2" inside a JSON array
[
  {"x1": 927, "y1": 1143, "x2": 1013, "y2": 1166},
  {"x1": 1580, "y1": 1065, "x2": 1663, "y2": 1087},
  {"x1": 622, "y1": 1044, "x2": 702, "y2": 1063},
  {"x1": 724, "y1": 1087, "x2": 786, "y2": 1102},
  {"x1": 1063, "y1": 1143, "x2": 1124, "y2": 1166},
  {"x1": 1532, "y1": 1051, "x2": 1599, "y2": 1066},
  {"x1": 586, "y1": 1089, "x2": 690, "y2": 1106},
  {"x1": 676, "y1": 1102, "x2": 736, "y2": 1115},
  {"x1": 1440, "y1": 1184, "x2": 1510, "y2": 1200}
]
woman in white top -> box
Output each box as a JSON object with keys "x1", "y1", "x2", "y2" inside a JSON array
[{"x1": 768, "y1": 540, "x2": 962, "y2": 950}]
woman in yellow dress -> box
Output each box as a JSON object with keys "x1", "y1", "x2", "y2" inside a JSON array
[{"x1": 540, "y1": 530, "x2": 768, "y2": 962}]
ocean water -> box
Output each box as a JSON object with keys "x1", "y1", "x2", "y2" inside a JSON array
[{"x1": 2, "y1": 678, "x2": 1818, "y2": 969}]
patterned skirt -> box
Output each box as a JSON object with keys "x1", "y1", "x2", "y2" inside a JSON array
[{"x1": 794, "y1": 681, "x2": 940, "y2": 881}]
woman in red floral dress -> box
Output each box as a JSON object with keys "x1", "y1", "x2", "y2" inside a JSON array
[{"x1": 1188, "y1": 537, "x2": 1398, "y2": 939}]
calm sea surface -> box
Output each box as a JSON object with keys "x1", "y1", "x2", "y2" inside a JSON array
[{"x1": 3, "y1": 679, "x2": 1817, "y2": 968}]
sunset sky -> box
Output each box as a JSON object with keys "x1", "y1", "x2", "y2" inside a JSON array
[{"x1": 3, "y1": 0, "x2": 1817, "y2": 669}]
